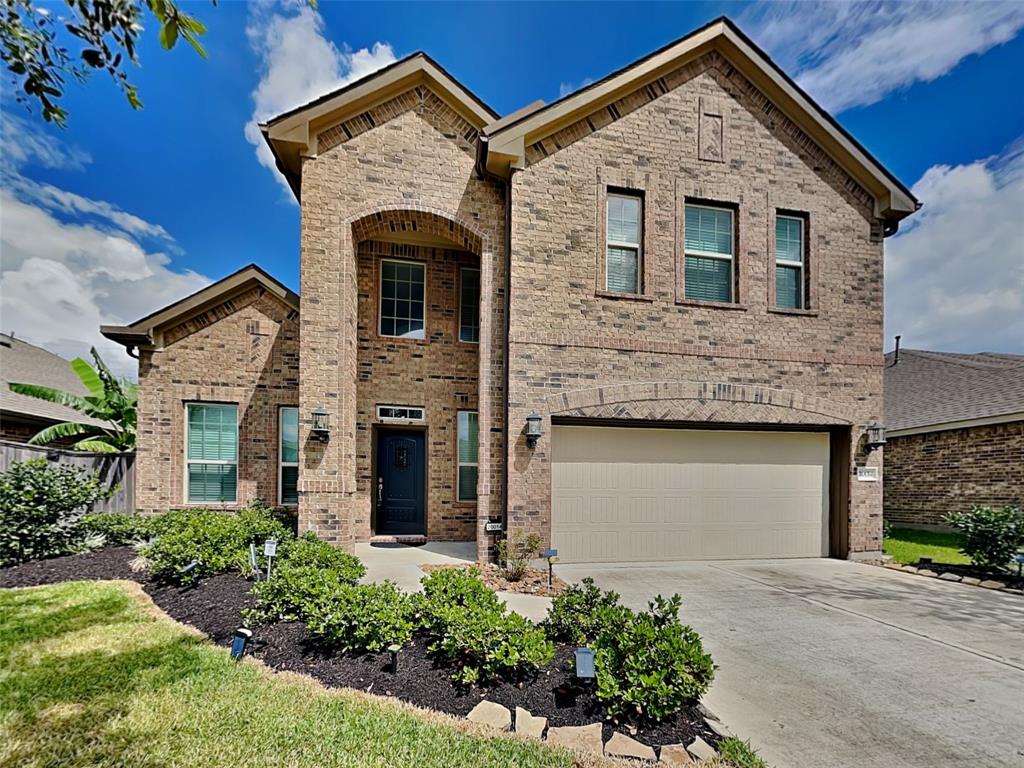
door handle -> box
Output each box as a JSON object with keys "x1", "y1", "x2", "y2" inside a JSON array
[{"x1": 377, "y1": 477, "x2": 383, "y2": 503}]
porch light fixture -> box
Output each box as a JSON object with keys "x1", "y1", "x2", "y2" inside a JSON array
[
  {"x1": 863, "y1": 422, "x2": 886, "y2": 453},
  {"x1": 525, "y1": 411, "x2": 543, "y2": 447},
  {"x1": 230, "y1": 628, "x2": 252, "y2": 660},
  {"x1": 311, "y1": 406, "x2": 331, "y2": 443}
]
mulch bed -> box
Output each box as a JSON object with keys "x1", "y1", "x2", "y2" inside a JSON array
[
  {"x1": 0, "y1": 548, "x2": 718, "y2": 751},
  {"x1": 420, "y1": 562, "x2": 568, "y2": 597}
]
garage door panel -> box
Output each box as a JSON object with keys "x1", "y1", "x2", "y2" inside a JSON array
[{"x1": 551, "y1": 426, "x2": 829, "y2": 563}]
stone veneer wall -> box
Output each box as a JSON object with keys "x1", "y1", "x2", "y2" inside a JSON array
[
  {"x1": 884, "y1": 421, "x2": 1024, "y2": 526},
  {"x1": 134, "y1": 287, "x2": 299, "y2": 514}
]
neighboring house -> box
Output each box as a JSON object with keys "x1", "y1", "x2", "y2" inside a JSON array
[
  {"x1": 101, "y1": 17, "x2": 919, "y2": 563},
  {"x1": 0, "y1": 333, "x2": 109, "y2": 445},
  {"x1": 884, "y1": 349, "x2": 1024, "y2": 527}
]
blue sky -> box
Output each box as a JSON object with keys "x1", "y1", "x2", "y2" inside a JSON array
[{"x1": 2, "y1": 1, "x2": 1023, "y2": 375}]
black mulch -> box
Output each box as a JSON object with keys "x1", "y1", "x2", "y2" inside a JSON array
[
  {"x1": 0, "y1": 548, "x2": 718, "y2": 751},
  {"x1": 916, "y1": 560, "x2": 1024, "y2": 590}
]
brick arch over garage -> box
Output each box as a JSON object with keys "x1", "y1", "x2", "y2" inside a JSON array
[{"x1": 544, "y1": 381, "x2": 853, "y2": 425}]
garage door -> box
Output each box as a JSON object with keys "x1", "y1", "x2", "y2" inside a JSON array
[{"x1": 551, "y1": 426, "x2": 829, "y2": 563}]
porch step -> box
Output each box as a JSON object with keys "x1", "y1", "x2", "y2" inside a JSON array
[{"x1": 369, "y1": 535, "x2": 427, "y2": 546}]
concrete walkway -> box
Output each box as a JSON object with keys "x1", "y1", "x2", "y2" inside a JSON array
[
  {"x1": 556, "y1": 558, "x2": 1024, "y2": 768},
  {"x1": 356, "y1": 541, "x2": 551, "y2": 622}
]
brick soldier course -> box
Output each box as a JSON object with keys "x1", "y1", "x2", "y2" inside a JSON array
[{"x1": 102, "y1": 18, "x2": 920, "y2": 561}]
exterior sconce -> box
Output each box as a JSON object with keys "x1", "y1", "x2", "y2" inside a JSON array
[
  {"x1": 864, "y1": 422, "x2": 886, "y2": 453},
  {"x1": 525, "y1": 411, "x2": 543, "y2": 447},
  {"x1": 311, "y1": 406, "x2": 331, "y2": 443}
]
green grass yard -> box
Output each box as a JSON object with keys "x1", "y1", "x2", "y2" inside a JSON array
[
  {"x1": 882, "y1": 527, "x2": 969, "y2": 565},
  {"x1": 0, "y1": 581, "x2": 579, "y2": 768}
]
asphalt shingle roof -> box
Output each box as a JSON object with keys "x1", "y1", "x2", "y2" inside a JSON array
[{"x1": 884, "y1": 348, "x2": 1024, "y2": 433}]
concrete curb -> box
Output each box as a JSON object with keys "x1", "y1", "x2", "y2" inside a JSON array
[{"x1": 875, "y1": 560, "x2": 1023, "y2": 596}]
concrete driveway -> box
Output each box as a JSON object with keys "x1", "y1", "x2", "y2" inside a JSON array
[{"x1": 556, "y1": 558, "x2": 1024, "y2": 768}]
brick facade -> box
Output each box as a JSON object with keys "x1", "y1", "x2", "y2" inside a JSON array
[{"x1": 884, "y1": 422, "x2": 1024, "y2": 526}]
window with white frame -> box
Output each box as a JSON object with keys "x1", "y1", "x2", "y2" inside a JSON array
[
  {"x1": 379, "y1": 259, "x2": 425, "y2": 339},
  {"x1": 775, "y1": 214, "x2": 805, "y2": 309},
  {"x1": 279, "y1": 407, "x2": 298, "y2": 505},
  {"x1": 606, "y1": 192, "x2": 642, "y2": 293},
  {"x1": 459, "y1": 267, "x2": 480, "y2": 343},
  {"x1": 684, "y1": 204, "x2": 734, "y2": 302},
  {"x1": 456, "y1": 410, "x2": 478, "y2": 502},
  {"x1": 186, "y1": 403, "x2": 237, "y2": 503}
]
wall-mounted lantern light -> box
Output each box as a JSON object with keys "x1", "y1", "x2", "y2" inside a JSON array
[
  {"x1": 863, "y1": 422, "x2": 886, "y2": 453},
  {"x1": 311, "y1": 406, "x2": 331, "y2": 443},
  {"x1": 525, "y1": 411, "x2": 543, "y2": 447}
]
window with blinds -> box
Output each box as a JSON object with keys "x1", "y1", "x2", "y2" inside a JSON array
[
  {"x1": 457, "y1": 410, "x2": 478, "y2": 502},
  {"x1": 775, "y1": 214, "x2": 805, "y2": 309},
  {"x1": 684, "y1": 204, "x2": 734, "y2": 302},
  {"x1": 606, "y1": 192, "x2": 642, "y2": 293},
  {"x1": 186, "y1": 403, "x2": 237, "y2": 503},
  {"x1": 279, "y1": 407, "x2": 298, "y2": 505}
]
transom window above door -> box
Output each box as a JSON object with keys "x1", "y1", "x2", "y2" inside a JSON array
[{"x1": 380, "y1": 259, "x2": 425, "y2": 339}]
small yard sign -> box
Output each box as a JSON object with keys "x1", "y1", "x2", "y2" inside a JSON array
[{"x1": 263, "y1": 539, "x2": 278, "y2": 557}]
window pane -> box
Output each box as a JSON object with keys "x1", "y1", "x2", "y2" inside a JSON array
[
  {"x1": 776, "y1": 216, "x2": 803, "y2": 263},
  {"x1": 607, "y1": 194, "x2": 640, "y2": 244},
  {"x1": 187, "y1": 405, "x2": 237, "y2": 461},
  {"x1": 606, "y1": 246, "x2": 639, "y2": 293},
  {"x1": 685, "y1": 206, "x2": 733, "y2": 255},
  {"x1": 281, "y1": 465, "x2": 298, "y2": 505},
  {"x1": 380, "y1": 261, "x2": 425, "y2": 339},
  {"x1": 776, "y1": 265, "x2": 802, "y2": 309},
  {"x1": 280, "y1": 407, "x2": 298, "y2": 463},
  {"x1": 460, "y1": 268, "x2": 480, "y2": 342},
  {"x1": 187, "y1": 463, "x2": 237, "y2": 503},
  {"x1": 458, "y1": 465, "x2": 478, "y2": 502},
  {"x1": 684, "y1": 256, "x2": 732, "y2": 302},
  {"x1": 457, "y1": 411, "x2": 478, "y2": 464}
]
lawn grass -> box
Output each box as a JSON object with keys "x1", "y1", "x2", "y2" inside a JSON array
[
  {"x1": 882, "y1": 527, "x2": 970, "y2": 565},
  {"x1": 0, "y1": 581, "x2": 578, "y2": 768}
]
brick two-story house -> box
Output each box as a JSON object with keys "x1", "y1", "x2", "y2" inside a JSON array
[{"x1": 102, "y1": 18, "x2": 918, "y2": 563}]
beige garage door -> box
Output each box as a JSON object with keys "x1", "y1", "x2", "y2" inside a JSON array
[{"x1": 551, "y1": 426, "x2": 830, "y2": 563}]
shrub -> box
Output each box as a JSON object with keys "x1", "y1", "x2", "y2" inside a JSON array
[
  {"x1": 542, "y1": 577, "x2": 621, "y2": 644},
  {"x1": 0, "y1": 459, "x2": 111, "y2": 566},
  {"x1": 717, "y1": 738, "x2": 768, "y2": 768},
  {"x1": 417, "y1": 567, "x2": 554, "y2": 685},
  {"x1": 946, "y1": 505, "x2": 1024, "y2": 571},
  {"x1": 304, "y1": 581, "x2": 417, "y2": 653},
  {"x1": 79, "y1": 512, "x2": 156, "y2": 546},
  {"x1": 495, "y1": 529, "x2": 544, "y2": 581},
  {"x1": 141, "y1": 504, "x2": 292, "y2": 583},
  {"x1": 594, "y1": 594, "x2": 714, "y2": 721}
]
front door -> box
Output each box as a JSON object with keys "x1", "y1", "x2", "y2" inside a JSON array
[{"x1": 376, "y1": 430, "x2": 426, "y2": 535}]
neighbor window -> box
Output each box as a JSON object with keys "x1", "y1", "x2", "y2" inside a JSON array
[
  {"x1": 457, "y1": 410, "x2": 478, "y2": 502},
  {"x1": 684, "y1": 204, "x2": 734, "y2": 302},
  {"x1": 606, "y1": 192, "x2": 642, "y2": 293},
  {"x1": 459, "y1": 267, "x2": 480, "y2": 343},
  {"x1": 380, "y1": 259, "x2": 425, "y2": 339},
  {"x1": 775, "y1": 214, "x2": 805, "y2": 309},
  {"x1": 279, "y1": 407, "x2": 298, "y2": 505},
  {"x1": 186, "y1": 403, "x2": 237, "y2": 503}
]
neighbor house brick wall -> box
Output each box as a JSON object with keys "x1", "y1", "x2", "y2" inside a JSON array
[
  {"x1": 506, "y1": 52, "x2": 886, "y2": 555},
  {"x1": 884, "y1": 421, "x2": 1024, "y2": 526},
  {"x1": 134, "y1": 288, "x2": 299, "y2": 514}
]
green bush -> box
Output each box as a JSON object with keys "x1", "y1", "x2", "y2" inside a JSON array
[
  {"x1": 495, "y1": 529, "x2": 543, "y2": 582},
  {"x1": 79, "y1": 512, "x2": 156, "y2": 546},
  {"x1": 543, "y1": 577, "x2": 621, "y2": 645},
  {"x1": 141, "y1": 504, "x2": 292, "y2": 583},
  {"x1": 946, "y1": 505, "x2": 1024, "y2": 571},
  {"x1": 304, "y1": 581, "x2": 417, "y2": 653},
  {"x1": 0, "y1": 459, "x2": 112, "y2": 566},
  {"x1": 717, "y1": 738, "x2": 767, "y2": 768},
  {"x1": 417, "y1": 567, "x2": 554, "y2": 685},
  {"x1": 594, "y1": 594, "x2": 714, "y2": 721}
]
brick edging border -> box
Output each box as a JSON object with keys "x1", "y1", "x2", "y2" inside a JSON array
[{"x1": 874, "y1": 561, "x2": 1024, "y2": 596}]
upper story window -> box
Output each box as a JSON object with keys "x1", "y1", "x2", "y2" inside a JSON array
[
  {"x1": 684, "y1": 204, "x2": 734, "y2": 302},
  {"x1": 459, "y1": 267, "x2": 480, "y2": 343},
  {"x1": 279, "y1": 407, "x2": 298, "y2": 506},
  {"x1": 380, "y1": 259, "x2": 425, "y2": 339},
  {"x1": 606, "y1": 192, "x2": 642, "y2": 294},
  {"x1": 186, "y1": 403, "x2": 237, "y2": 503},
  {"x1": 775, "y1": 214, "x2": 806, "y2": 310}
]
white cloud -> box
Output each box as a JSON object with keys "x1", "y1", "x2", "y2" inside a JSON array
[
  {"x1": 558, "y1": 77, "x2": 593, "y2": 99},
  {"x1": 244, "y1": 2, "x2": 396, "y2": 196},
  {"x1": 885, "y1": 139, "x2": 1024, "y2": 353},
  {"x1": 0, "y1": 112, "x2": 92, "y2": 171},
  {"x1": 743, "y1": 1, "x2": 1024, "y2": 113}
]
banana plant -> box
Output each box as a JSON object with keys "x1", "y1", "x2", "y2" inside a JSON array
[{"x1": 9, "y1": 348, "x2": 137, "y2": 453}]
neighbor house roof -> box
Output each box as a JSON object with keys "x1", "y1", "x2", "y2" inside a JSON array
[
  {"x1": 101, "y1": 264, "x2": 298, "y2": 352},
  {"x1": 884, "y1": 349, "x2": 1024, "y2": 436},
  {"x1": 0, "y1": 334, "x2": 109, "y2": 431}
]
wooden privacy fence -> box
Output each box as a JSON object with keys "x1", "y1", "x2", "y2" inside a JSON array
[{"x1": 0, "y1": 439, "x2": 135, "y2": 513}]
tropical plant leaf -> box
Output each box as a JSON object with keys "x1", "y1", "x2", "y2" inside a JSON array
[
  {"x1": 8, "y1": 383, "x2": 89, "y2": 411},
  {"x1": 73, "y1": 438, "x2": 120, "y2": 453},
  {"x1": 29, "y1": 422, "x2": 97, "y2": 445},
  {"x1": 71, "y1": 357, "x2": 104, "y2": 397}
]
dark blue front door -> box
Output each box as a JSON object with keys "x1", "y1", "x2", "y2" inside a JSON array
[{"x1": 376, "y1": 430, "x2": 426, "y2": 535}]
